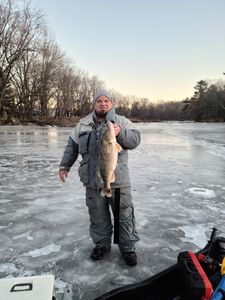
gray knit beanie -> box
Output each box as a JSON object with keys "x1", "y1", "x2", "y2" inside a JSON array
[{"x1": 93, "y1": 89, "x2": 114, "y2": 105}]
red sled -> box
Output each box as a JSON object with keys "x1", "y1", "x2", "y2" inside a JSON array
[{"x1": 178, "y1": 250, "x2": 213, "y2": 300}]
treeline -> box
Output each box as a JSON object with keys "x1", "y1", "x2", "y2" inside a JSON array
[
  {"x1": 124, "y1": 80, "x2": 225, "y2": 122},
  {"x1": 1, "y1": 0, "x2": 225, "y2": 124},
  {"x1": 0, "y1": 0, "x2": 106, "y2": 123},
  {"x1": 182, "y1": 80, "x2": 225, "y2": 122}
]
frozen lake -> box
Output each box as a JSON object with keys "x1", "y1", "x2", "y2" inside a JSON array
[{"x1": 0, "y1": 122, "x2": 225, "y2": 299}]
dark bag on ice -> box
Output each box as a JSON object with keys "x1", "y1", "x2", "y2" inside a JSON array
[{"x1": 177, "y1": 250, "x2": 213, "y2": 300}]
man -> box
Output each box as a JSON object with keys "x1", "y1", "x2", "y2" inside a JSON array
[{"x1": 59, "y1": 90, "x2": 140, "y2": 266}]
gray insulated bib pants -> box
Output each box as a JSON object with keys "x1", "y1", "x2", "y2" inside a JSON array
[{"x1": 86, "y1": 186, "x2": 140, "y2": 253}]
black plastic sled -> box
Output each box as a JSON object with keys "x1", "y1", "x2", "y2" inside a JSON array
[{"x1": 95, "y1": 228, "x2": 225, "y2": 300}]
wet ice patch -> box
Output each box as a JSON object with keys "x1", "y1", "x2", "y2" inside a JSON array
[
  {"x1": 187, "y1": 187, "x2": 217, "y2": 198},
  {"x1": 193, "y1": 139, "x2": 225, "y2": 160},
  {"x1": 110, "y1": 274, "x2": 137, "y2": 285},
  {"x1": 12, "y1": 231, "x2": 33, "y2": 241},
  {"x1": 54, "y1": 279, "x2": 68, "y2": 292},
  {"x1": 24, "y1": 243, "x2": 61, "y2": 257},
  {"x1": 0, "y1": 225, "x2": 10, "y2": 230},
  {"x1": 17, "y1": 270, "x2": 35, "y2": 277},
  {"x1": 0, "y1": 263, "x2": 18, "y2": 274},
  {"x1": 169, "y1": 244, "x2": 181, "y2": 251},
  {"x1": 178, "y1": 224, "x2": 208, "y2": 248},
  {"x1": 0, "y1": 199, "x2": 11, "y2": 203}
]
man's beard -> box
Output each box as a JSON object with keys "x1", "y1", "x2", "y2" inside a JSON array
[{"x1": 95, "y1": 110, "x2": 107, "y2": 118}]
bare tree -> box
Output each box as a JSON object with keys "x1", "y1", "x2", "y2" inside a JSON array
[
  {"x1": 9, "y1": 36, "x2": 43, "y2": 119},
  {"x1": 35, "y1": 33, "x2": 64, "y2": 116},
  {"x1": 55, "y1": 65, "x2": 79, "y2": 117},
  {"x1": 0, "y1": 0, "x2": 43, "y2": 116}
]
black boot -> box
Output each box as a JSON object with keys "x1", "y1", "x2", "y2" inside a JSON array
[
  {"x1": 122, "y1": 251, "x2": 137, "y2": 266},
  {"x1": 91, "y1": 245, "x2": 111, "y2": 260}
]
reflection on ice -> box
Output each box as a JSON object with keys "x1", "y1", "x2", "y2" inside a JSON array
[{"x1": 0, "y1": 122, "x2": 225, "y2": 299}]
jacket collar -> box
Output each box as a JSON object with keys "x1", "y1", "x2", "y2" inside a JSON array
[{"x1": 105, "y1": 107, "x2": 116, "y2": 123}]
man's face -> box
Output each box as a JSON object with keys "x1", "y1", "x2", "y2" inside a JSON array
[{"x1": 94, "y1": 95, "x2": 113, "y2": 117}]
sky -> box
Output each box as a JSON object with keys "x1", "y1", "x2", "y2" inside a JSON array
[{"x1": 30, "y1": 0, "x2": 225, "y2": 102}]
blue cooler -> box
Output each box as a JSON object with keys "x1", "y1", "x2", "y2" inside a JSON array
[{"x1": 211, "y1": 275, "x2": 225, "y2": 300}]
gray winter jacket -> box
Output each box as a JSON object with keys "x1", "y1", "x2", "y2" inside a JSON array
[{"x1": 59, "y1": 108, "x2": 140, "y2": 189}]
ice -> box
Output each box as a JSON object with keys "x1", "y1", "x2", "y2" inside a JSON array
[
  {"x1": 0, "y1": 263, "x2": 18, "y2": 274},
  {"x1": 12, "y1": 231, "x2": 34, "y2": 241},
  {"x1": 178, "y1": 224, "x2": 209, "y2": 249},
  {"x1": 0, "y1": 122, "x2": 225, "y2": 299},
  {"x1": 55, "y1": 279, "x2": 69, "y2": 293},
  {"x1": 186, "y1": 187, "x2": 217, "y2": 198},
  {"x1": 24, "y1": 243, "x2": 61, "y2": 258}
]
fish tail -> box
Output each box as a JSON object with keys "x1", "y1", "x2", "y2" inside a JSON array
[{"x1": 101, "y1": 188, "x2": 112, "y2": 198}]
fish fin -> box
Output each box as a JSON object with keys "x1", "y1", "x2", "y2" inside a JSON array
[
  {"x1": 116, "y1": 143, "x2": 122, "y2": 153},
  {"x1": 101, "y1": 188, "x2": 112, "y2": 198}
]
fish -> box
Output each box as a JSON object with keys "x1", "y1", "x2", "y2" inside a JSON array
[{"x1": 99, "y1": 121, "x2": 122, "y2": 197}]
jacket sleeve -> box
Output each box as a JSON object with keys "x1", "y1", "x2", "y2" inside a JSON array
[
  {"x1": 59, "y1": 136, "x2": 79, "y2": 171},
  {"x1": 117, "y1": 128, "x2": 140, "y2": 149},
  {"x1": 116, "y1": 118, "x2": 141, "y2": 149}
]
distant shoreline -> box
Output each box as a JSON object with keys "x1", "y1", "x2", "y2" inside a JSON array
[{"x1": 0, "y1": 116, "x2": 224, "y2": 127}]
